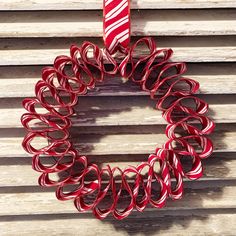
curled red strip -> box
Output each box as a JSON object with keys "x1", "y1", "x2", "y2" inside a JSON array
[{"x1": 21, "y1": 37, "x2": 215, "y2": 220}]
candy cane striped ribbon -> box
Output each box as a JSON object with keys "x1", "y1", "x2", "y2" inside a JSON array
[{"x1": 103, "y1": 0, "x2": 131, "y2": 54}]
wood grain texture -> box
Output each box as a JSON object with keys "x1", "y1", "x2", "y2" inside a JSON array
[
  {"x1": 1, "y1": 0, "x2": 236, "y2": 10},
  {"x1": 0, "y1": 152, "x2": 235, "y2": 187},
  {"x1": 1, "y1": 95, "x2": 236, "y2": 128},
  {"x1": 1, "y1": 63, "x2": 236, "y2": 96},
  {"x1": 0, "y1": 124, "x2": 235, "y2": 157},
  {"x1": 1, "y1": 213, "x2": 236, "y2": 236},
  {"x1": 0, "y1": 10, "x2": 235, "y2": 38},
  {"x1": 1, "y1": 186, "x2": 236, "y2": 215},
  {"x1": 1, "y1": 73, "x2": 236, "y2": 97},
  {"x1": 1, "y1": 36, "x2": 236, "y2": 65}
]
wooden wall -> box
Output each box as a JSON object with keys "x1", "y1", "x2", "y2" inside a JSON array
[{"x1": 0, "y1": 0, "x2": 236, "y2": 235}]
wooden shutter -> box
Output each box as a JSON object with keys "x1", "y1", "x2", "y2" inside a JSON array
[{"x1": 0, "y1": 1, "x2": 236, "y2": 235}]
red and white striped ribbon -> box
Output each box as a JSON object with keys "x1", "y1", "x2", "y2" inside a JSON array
[{"x1": 103, "y1": 0, "x2": 131, "y2": 54}]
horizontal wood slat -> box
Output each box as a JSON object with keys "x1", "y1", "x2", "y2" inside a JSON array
[
  {"x1": 1, "y1": 63, "x2": 236, "y2": 96},
  {"x1": 0, "y1": 153, "x2": 235, "y2": 187},
  {"x1": 1, "y1": 186, "x2": 235, "y2": 215},
  {"x1": 1, "y1": 73, "x2": 236, "y2": 97},
  {"x1": 1, "y1": 45, "x2": 236, "y2": 66},
  {"x1": 1, "y1": 95, "x2": 236, "y2": 128},
  {"x1": 0, "y1": 10, "x2": 235, "y2": 38},
  {"x1": 1, "y1": 0, "x2": 236, "y2": 10},
  {"x1": 1, "y1": 36, "x2": 235, "y2": 65},
  {"x1": 0, "y1": 124, "x2": 235, "y2": 157},
  {"x1": 1, "y1": 213, "x2": 236, "y2": 236}
]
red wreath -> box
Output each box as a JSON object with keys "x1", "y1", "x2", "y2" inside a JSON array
[{"x1": 21, "y1": 0, "x2": 215, "y2": 220}]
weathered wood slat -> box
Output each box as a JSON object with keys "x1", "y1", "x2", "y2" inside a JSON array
[
  {"x1": 0, "y1": 152, "x2": 235, "y2": 187},
  {"x1": 1, "y1": 36, "x2": 235, "y2": 65},
  {"x1": 0, "y1": 124, "x2": 235, "y2": 157},
  {"x1": 1, "y1": 75, "x2": 236, "y2": 97},
  {"x1": 2, "y1": 75, "x2": 236, "y2": 97},
  {"x1": 0, "y1": 10, "x2": 235, "y2": 38},
  {"x1": 0, "y1": 95, "x2": 235, "y2": 128},
  {"x1": 3, "y1": 36, "x2": 235, "y2": 50},
  {"x1": 2, "y1": 102, "x2": 234, "y2": 127},
  {"x1": 1, "y1": 0, "x2": 236, "y2": 10},
  {"x1": 1, "y1": 213, "x2": 236, "y2": 236},
  {"x1": 1, "y1": 46, "x2": 236, "y2": 65},
  {"x1": 0, "y1": 186, "x2": 235, "y2": 215},
  {"x1": 1, "y1": 63, "x2": 236, "y2": 96}
]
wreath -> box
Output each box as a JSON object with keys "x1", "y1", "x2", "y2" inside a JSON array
[{"x1": 21, "y1": 0, "x2": 215, "y2": 220}]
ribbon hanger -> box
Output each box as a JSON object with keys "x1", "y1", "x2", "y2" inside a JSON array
[{"x1": 103, "y1": 0, "x2": 131, "y2": 54}]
